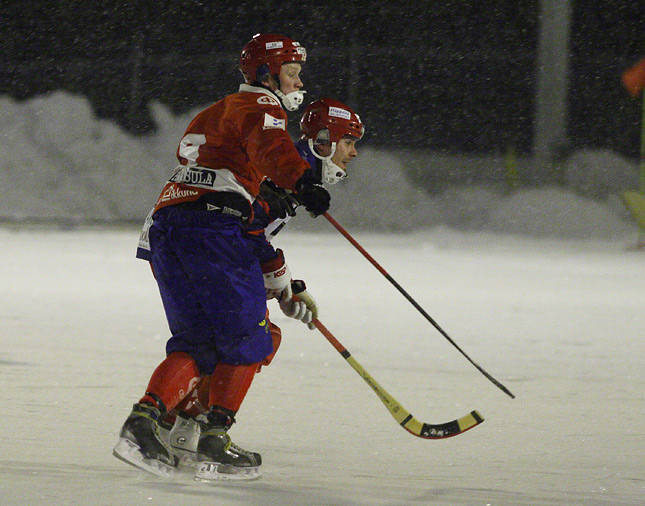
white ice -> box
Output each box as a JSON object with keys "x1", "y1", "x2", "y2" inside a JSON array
[{"x1": 1, "y1": 226, "x2": 643, "y2": 506}]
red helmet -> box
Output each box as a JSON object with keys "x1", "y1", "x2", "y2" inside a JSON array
[
  {"x1": 239, "y1": 33, "x2": 307, "y2": 84},
  {"x1": 300, "y1": 98, "x2": 364, "y2": 144}
]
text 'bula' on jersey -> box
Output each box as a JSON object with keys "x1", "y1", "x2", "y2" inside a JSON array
[{"x1": 169, "y1": 166, "x2": 218, "y2": 187}]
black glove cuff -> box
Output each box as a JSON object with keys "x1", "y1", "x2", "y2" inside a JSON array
[{"x1": 291, "y1": 279, "x2": 307, "y2": 294}]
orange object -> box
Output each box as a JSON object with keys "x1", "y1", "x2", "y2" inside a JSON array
[
  {"x1": 259, "y1": 320, "x2": 282, "y2": 369},
  {"x1": 622, "y1": 57, "x2": 645, "y2": 97}
]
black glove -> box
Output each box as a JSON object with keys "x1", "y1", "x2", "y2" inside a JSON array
[
  {"x1": 259, "y1": 180, "x2": 299, "y2": 220},
  {"x1": 295, "y1": 171, "x2": 331, "y2": 216}
]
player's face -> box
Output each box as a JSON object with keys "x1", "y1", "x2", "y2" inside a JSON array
[
  {"x1": 330, "y1": 137, "x2": 358, "y2": 170},
  {"x1": 279, "y1": 63, "x2": 303, "y2": 95}
]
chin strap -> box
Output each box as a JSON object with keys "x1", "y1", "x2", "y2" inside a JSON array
[
  {"x1": 274, "y1": 88, "x2": 306, "y2": 111},
  {"x1": 307, "y1": 139, "x2": 347, "y2": 184}
]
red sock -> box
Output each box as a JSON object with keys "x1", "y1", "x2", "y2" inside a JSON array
[
  {"x1": 208, "y1": 363, "x2": 258, "y2": 413},
  {"x1": 193, "y1": 375, "x2": 211, "y2": 415},
  {"x1": 172, "y1": 376, "x2": 211, "y2": 418},
  {"x1": 140, "y1": 352, "x2": 201, "y2": 413}
]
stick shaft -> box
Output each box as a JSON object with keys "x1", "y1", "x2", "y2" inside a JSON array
[{"x1": 322, "y1": 212, "x2": 515, "y2": 399}]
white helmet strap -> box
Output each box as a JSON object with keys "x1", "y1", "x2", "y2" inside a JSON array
[
  {"x1": 275, "y1": 89, "x2": 306, "y2": 111},
  {"x1": 307, "y1": 138, "x2": 347, "y2": 185}
]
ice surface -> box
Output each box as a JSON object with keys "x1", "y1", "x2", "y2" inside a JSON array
[{"x1": 1, "y1": 227, "x2": 643, "y2": 506}]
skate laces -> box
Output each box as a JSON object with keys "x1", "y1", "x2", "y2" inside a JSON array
[
  {"x1": 198, "y1": 426, "x2": 233, "y2": 455},
  {"x1": 229, "y1": 441, "x2": 254, "y2": 458}
]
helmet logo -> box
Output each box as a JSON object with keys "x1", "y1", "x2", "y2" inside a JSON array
[
  {"x1": 328, "y1": 107, "x2": 351, "y2": 120},
  {"x1": 266, "y1": 41, "x2": 284, "y2": 50}
]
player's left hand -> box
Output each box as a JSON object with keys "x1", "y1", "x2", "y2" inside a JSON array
[{"x1": 279, "y1": 280, "x2": 318, "y2": 329}]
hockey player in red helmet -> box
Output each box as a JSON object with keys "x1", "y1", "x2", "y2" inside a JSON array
[
  {"x1": 253, "y1": 97, "x2": 364, "y2": 316},
  {"x1": 114, "y1": 33, "x2": 328, "y2": 482},
  {"x1": 239, "y1": 33, "x2": 308, "y2": 111},
  {"x1": 258, "y1": 97, "x2": 365, "y2": 239},
  {"x1": 239, "y1": 99, "x2": 363, "y2": 336},
  {"x1": 298, "y1": 97, "x2": 364, "y2": 184},
  {"x1": 125, "y1": 98, "x2": 366, "y2": 475}
]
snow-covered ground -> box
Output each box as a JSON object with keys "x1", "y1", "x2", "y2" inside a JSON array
[
  {"x1": 1, "y1": 226, "x2": 643, "y2": 506},
  {"x1": 0, "y1": 91, "x2": 641, "y2": 239}
]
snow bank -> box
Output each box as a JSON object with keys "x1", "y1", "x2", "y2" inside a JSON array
[{"x1": 0, "y1": 91, "x2": 639, "y2": 238}]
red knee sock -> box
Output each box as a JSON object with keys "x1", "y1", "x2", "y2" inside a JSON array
[
  {"x1": 208, "y1": 363, "x2": 258, "y2": 413},
  {"x1": 140, "y1": 352, "x2": 201, "y2": 413},
  {"x1": 172, "y1": 376, "x2": 211, "y2": 419}
]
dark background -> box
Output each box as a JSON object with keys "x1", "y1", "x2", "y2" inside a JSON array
[{"x1": 1, "y1": 0, "x2": 643, "y2": 157}]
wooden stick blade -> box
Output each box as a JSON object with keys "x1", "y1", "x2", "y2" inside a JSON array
[{"x1": 401, "y1": 410, "x2": 484, "y2": 439}]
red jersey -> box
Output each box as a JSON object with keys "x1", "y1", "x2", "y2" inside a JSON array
[{"x1": 154, "y1": 84, "x2": 309, "y2": 211}]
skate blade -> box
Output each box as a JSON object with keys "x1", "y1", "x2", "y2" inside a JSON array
[
  {"x1": 113, "y1": 437, "x2": 176, "y2": 479},
  {"x1": 194, "y1": 461, "x2": 262, "y2": 482}
]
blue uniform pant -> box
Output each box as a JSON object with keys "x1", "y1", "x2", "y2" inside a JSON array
[{"x1": 149, "y1": 206, "x2": 272, "y2": 374}]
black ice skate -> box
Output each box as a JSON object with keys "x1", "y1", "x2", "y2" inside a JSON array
[
  {"x1": 113, "y1": 403, "x2": 179, "y2": 478},
  {"x1": 194, "y1": 407, "x2": 262, "y2": 482}
]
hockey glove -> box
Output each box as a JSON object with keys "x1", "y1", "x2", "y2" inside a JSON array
[
  {"x1": 259, "y1": 180, "x2": 299, "y2": 220},
  {"x1": 261, "y1": 249, "x2": 292, "y2": 300},
  {"x1": 295, "y1": 170, "x2": 331, "y2": 217},
  {"x1": 279, "y1": 279, "x2": 318, "y2": 329}
]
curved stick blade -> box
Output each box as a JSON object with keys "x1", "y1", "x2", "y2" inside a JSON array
[
  {"x1": 401, "y1": 410, "x2": 484, "y2": 439},
  {"x1": 312, "y1": 318, "x2": 484, "y2": 440}
]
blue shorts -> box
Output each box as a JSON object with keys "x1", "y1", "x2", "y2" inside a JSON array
[{"x1": 149, "y1": 206, "x2": 272, "y2": 374}]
